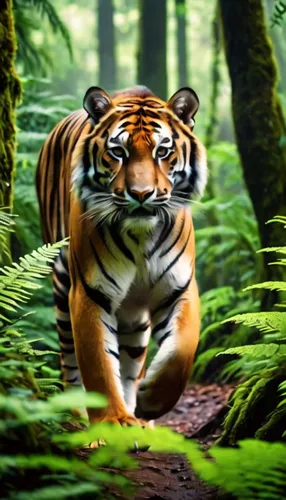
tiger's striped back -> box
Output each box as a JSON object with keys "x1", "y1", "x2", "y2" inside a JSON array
[{"x1": 36, "y1": 110, "x2": 90, "y2": 244}]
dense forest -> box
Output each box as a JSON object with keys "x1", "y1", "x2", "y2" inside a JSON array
[{"x1": 0, "y1": 0, "x2": 286, "y2": 498}]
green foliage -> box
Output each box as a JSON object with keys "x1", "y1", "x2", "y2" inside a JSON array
[
  {"x1": 0, "y1": 239, "x2": 69, "y2": 322},
  {"x1": 217, "y1": 217, "x2": 286, "y2": 443},
  {"x1": 14, "y1": 0, "x2": 73, "y2": 75},
  {"x1": 193, "y1": 439, "x2": 286, "y2": 500},
  {"x1": 271, "y1": 1, "x2": 286, "y2": 27},
  {"x1": 0, "y1": 210, "x2": 16, "y2": 264},
  {"x1": 193, "y1": 141, "x2": 261, "y2": 380}
]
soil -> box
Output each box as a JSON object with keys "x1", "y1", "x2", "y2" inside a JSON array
[{"x1": 85, "y1": 384, "x2": 234, "y2": 499}]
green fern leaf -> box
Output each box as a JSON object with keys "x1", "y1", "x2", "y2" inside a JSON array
[
  {"x1": 0, "y1": 239, "x2": 69, "y2": 321},
  {"x1": 244, "y1": 281, "x2": 286, "y2": 293},
  {"x1": 223, "y1": 312, "x2": 286, "y2": 335},
  {"x1": 219, "y1": 344, "x2": 286, "y2": 358},
  {"x1": 193, "y1": 439, "x2": 286, "y2": 500}
]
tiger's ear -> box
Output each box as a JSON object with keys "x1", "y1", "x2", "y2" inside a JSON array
[
  {"x1": 83, "y1": 87, "x2": 113, "y2": 124},
  {"x1": 167, "y1": 88, "x2": 199, "y2": 129}
]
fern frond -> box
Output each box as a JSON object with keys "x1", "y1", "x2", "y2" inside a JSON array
[
  {"x1": 0, "y1": 240, "x2": 68, "y2": 320},
  {"x1": 266, "y1": 215, "x2": 286, "y2": 226},
  {"x1": 258, "y1": 246, "x2": 286, "y2": 255},
  {"x1": 219, "y1": 343, "x2": 286, "y2": 358},
  {"x1": 244, "y1": 281, "x2": 286, "y2": 293},
  {"x1": 0, "y1": 209, "x2": 16, "y2": 264},
  {"x1": 193, "y1": 439, "x2": 286, "y2": 500},
  {"x1": 223, "y1": 312, "x2": 286, "y2": 335}
]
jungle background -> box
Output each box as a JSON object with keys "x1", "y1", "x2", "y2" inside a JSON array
[{"x1": 0, "y1": 0, "x2": 286, "y2": 498}]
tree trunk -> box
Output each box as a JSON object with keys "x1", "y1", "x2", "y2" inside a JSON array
[
  {"x1": 175, "y1": 0, "x2": 188, "y2": 88},
  {"x1": 205, "y1": 2, "x2": 221, "y2": 151},
  {"x1": 137, "y1": 0, "x2": 167, "y2": 100},
  {"x1": 97, "y1": 0, "x2": 117, "y2": 92},
  {"x1": 219, "y1": 0, "x2": 286, "y2": 293},
  {"x1": 0, "y1": 0, "x2": 21, "y2": 209}
]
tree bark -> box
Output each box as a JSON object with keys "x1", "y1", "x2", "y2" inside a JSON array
[
  {"x1": 0, "y1": 0, "x2": 21, "y2": 209},
  {"x1": 97, "y1": 0, "x2": 117, "y2": 91},
  {"x1": 175, "y1": 0, "x2": 188, "y2": 88},
  {"x1": 219, "y1": 0, "x2": 286, "y2": 292},
  {"x1": 137, "y1": 0, "x2": 167, "y2": 100}
]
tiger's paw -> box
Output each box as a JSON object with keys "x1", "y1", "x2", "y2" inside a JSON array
[{"x1": 87, "y1": 415, "x2": 154, "y2": 451}]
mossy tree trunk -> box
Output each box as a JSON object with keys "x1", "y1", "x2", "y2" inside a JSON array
[
  {"x1": 219, "y1": 0, "x2": 286, "y2": 293},
  {"x1": 0, "y1": 0, "x2": 21, "y2": 209},
  {"x1": 175, "y1": 0, "x2": 188, "y2": 88},
  {"x1": 98, "y1": 0, "x2": 117, "y2": 92},
  {"x1": 137, "y1": 0, "x2": 167, "y2": 100}
]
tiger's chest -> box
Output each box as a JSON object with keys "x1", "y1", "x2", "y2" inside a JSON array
[{"x1": 90, "y1": 219, "x2": 193, "y2": 315}]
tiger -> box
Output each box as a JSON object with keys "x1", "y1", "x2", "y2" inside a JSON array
[{"x1": 36, "y1": 85, "x2": 207, "y2": 426}]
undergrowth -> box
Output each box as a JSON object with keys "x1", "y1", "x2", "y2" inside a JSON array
[{"x1": 1, "y1": 206, "x2": 286, "y2": 499}]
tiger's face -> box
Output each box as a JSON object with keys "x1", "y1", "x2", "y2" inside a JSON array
[{"x1": 73, "y1": 86, "x2": 207, "y2": 226}]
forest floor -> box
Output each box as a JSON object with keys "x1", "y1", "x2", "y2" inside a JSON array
[{"x1": 79, "y1": 384, "x2": 234, "y2": 499}]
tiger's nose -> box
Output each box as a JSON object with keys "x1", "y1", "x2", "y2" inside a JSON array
[{"x1": 127, "y1": 187, "x2": 154, "y2": 203}]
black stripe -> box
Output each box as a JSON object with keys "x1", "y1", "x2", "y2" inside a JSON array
[
  {"x1": 90, "y1": 238, "x2": 121, "y2": 290},
  {"x1": 127, "y1": 230, "x2": 139, "y2": 244},
  {"x1": 189, "y1": 140, "x2": 197, "y2": 192},
  {"x1": 109, "y1": 225, "x2": 135, "y2": 263},
  {"x1": 152, "y1": 277, "x2": 191, "y2": 316},
  {"x1": 158, "y1": 330, "x2": 172, "y2": 347},
  {"x1": 102, "y1": 320, "x2": 117, "y2": 335},
  {"x1": 62, "y1": 364, "x2": 78, "y2": 370},
  {"x1": 118, "y1": 321, "x2": 150, "y2": 335},
  {"x1": 149, "y1": 121, "x2": 161, "y2": 129},
  {"x1": 119, "y1": 345, "x2": 146, "y2": 359},
  {"x1": 148, "y1": 220, "x2": 174, "y2": 258},
  {"x1": 57, "y1": 319, "x2": 72, "y2": 331},
  {"x1": 152, "y1": 302, "x2": 178, "y2": 336},
  {"x1": 60, "y1": 251, "x2": 69, "y2": 273},
  {"x1": 134, "y1": 321, "x2": 150, "y2": 333},
  {"x1": 54, "y1": 269, "x2": 71, "y2": 290},
  {"x1": 61, "y1": 346, "x2": 75, "y2": 354},
  {"x1": 108, "y1": 349, "x2": 120, "y2": 360},
  {"x1": 54, "y1": 293, "x2": 70, "y2": 313},
  {"x1": 53, "y1": 279, "x2": 66, "y2": 297},
  {"x1": 182, "y1": 142, "x2": 187, "y2": 167},
  {"x1": 160, "y1": 215, "x2": 185, "y2": 258},
  {"x1": 66, "y1": 376, "x2": 79, "y2": 383},
  {"x1": 59, "y1": 335, "x2": 74, "y2": 345},
  {"x1": 74, "y1": 254, "x2": 112, "y2": 314},
  {"x1": 82, "y1": 137, "x2": 91, "y2": 174},
  {"x1": 97, "y1": 226, "x2": 117, "y2": 260},
  {"x1": 156, "y1": 226, "x2": 192, "y2": 283}
]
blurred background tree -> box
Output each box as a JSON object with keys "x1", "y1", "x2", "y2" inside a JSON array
[
  {"x1": 137, "y1": 0, "x2": 167, "y2": 99},
  {"x1": 98, "y1": 0, "x2": 117, "y2": 90}
]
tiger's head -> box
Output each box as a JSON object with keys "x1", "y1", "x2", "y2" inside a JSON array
[{"x1": 72, "y1": 85, "x2": 207, "y2": 227}]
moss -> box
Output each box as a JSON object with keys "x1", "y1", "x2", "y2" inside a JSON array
[
  {"x1": 0, "y1": 0, "x2": 22, "y2": 209},
  {"x1": 219, "y1": 0, "x2": 286, "y2": 295}
]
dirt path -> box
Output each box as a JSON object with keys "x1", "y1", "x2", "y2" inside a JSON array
[{"x1": 120, "y1": 384, "x2": 234, "y2": 499}]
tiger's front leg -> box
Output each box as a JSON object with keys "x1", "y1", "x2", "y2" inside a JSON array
[
  {"x1": 68, "y1": 199, "x2": 147, "y2": 426},
  {"x1": 69, "y1": 274, "x2": 144, "y2": 425},
  {"x1": 135, "y1": 278, "x2": 200, "y2": 420}
]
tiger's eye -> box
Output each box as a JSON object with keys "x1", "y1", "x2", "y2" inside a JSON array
[
  {"x1": 157, "y1": 146, "x2": 169, "y2": 158},
  {"x1": 110, "y1": 147, "x2": 125, "y2": 158}
]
